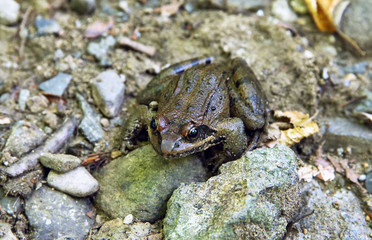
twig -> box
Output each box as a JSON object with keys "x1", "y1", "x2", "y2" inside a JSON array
[
  {"x1": 2, "y1": 117, "x2": 80, "y2": 177},
  {"x1": 18, "y1": 6, "x2": 33, "y2": 59},
  {"x1": 118, "y1": 36, "x2": 157, "y2": 57}
]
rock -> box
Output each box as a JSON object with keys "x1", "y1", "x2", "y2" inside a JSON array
[
  {"x1": 272, "y1": 0, "x2": 298, "y2": 22},
  {"x1": 1, "y1": 121, "x2": 46, "y2": 166},
  {"x1": 35, "y1": 15, "x2": 62, "y2": 35},
  {"x1": 205, "y1": 0, "x2": 270, "y2": 12},
  {"x1": 39, "y1": 72, "x2": 72, "y2": 97},
  {"x1": 70, "y1": 0, "x2": 96, "y2": 14},
  {"x1": 91, "y1": 218, "x2": 163, "y2": 240},
  {"x1": 289, "y1": 0, "x2": 308, "y2": 14},
  {"x1": 0, "y1": 188, "x2": 22, "y2": 217},
  {"x1": 0, "y1": 220, "x2": 17, "y2": 240},
  {"x1": 94, "y1": 145, "x2": 208, "y2": 222},
  {"x1": 285, "y1": 180, "x2": 372, "y2": 239},
  {"x1": 340, "y1": 61, "x2": 369, "y2": 75},
  {"x1": 25, "y1": 186, "x2": 94, "y2": 240},
  {"x1": 26, "y1": 94, "x2": 49, "y2": 113},
  {"x1": 3, "y1": 170, "x2": 44, "y2": 197},
  {"x1": 39, "y1": 153, "x2": 82, "y2": 172},
  {"x1": 47, "y1": 166, "x2": 99, "y2": 197},
  {"x1": 42, "y1": 110, "x2": 59, "y2": 128},
  {"x1": 164, "y1": 145, "x2": 300, "y2": 240},
  {"x1": 18, "y1": 89, "x2": 30, "y2": 111},
  {"x1": 87, "y1": 35, "x2": 116, "y2": 67},
  {"x1": 353, "y1": 89, "x2": 372, "y2": 113},
  {"x1": 0, "y1": 0, "x2": 19, "y2": 25},
  {"x1": 365, "y1": 171, "x2": 372, "y2": 193},
  {"x1": 123, "y1": 214, "x2": 134, "y2": 224},
  {"x1": 323, "y1": 118, "x2": 372, "y2": 159},
  {"x1": 91, "y1": 70, "x2": 125, "y2": 118},
  {"x1": 76, "y1": 93, "x2": 104, "y2": 143}
]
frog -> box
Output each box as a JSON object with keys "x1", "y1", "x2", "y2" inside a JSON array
[{"x1": 122, "y1": 57, "x2": 267, "y2": 163}]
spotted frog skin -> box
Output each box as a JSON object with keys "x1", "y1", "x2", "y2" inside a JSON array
[{"x1": 123, "y1": 57, "x2": 267, "y2": 161}]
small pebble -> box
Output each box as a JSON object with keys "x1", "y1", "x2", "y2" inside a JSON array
[
  {"x1": 365, "y1": 171, "x2": 372, "y2": 193},
  {"x1": 18, "y1": 89, "x2": 30, "y2": 111},
  {"x1": 0, "y1": 0, "x2": 19, "y2": 25},
  {"x1": 39, "y1": 73, "x2": 72, "y2": 97},
  {"x1": 359, "y1": 174, "x2": 366, "y2": 182},
  {"x1": 100, "y1": 118, "x2": 110, "y2": 128},
  {"x1": 35, "y1": 15, "x2": 62, "y2": 35},
  {"x1": 26, "y1": 95, "x2": 49, "y2": 113},
  {"x1": 123, "y1": 214, "x2": 134, "y2": 224},
  {"x1": 70, "y1": 0, "x2": 96, "y2": 14},
  {"x1": 39, "y1": 153, "x2": 81, "y2": 173}
]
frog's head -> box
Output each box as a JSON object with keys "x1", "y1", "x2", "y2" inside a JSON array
[{"x1": 148, "y1": 115, "x2": 221, "y2": 158}]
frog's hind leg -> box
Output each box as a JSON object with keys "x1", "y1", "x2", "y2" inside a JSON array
[{"x1": 227, "y1": 58, "x2": 267, "y2": 149}]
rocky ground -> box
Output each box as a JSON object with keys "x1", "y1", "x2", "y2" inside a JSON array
[{"x1": 0, "y1": 0, "x2": 372, "y2": 239}]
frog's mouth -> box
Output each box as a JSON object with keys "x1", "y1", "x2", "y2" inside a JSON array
[{"x1": 159, "y1": 135, "x2": 223, "y2": 159}]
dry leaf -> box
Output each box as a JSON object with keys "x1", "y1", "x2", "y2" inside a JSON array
[
  {"x1": 327, "y1": 155, "x2": 343, "y2": 173},
  {"x1": 304, "y1": 0, "x2": 339, "y2": 32},
  {"x1": 316, "y1": 164, "x2": 335, "y2": 181},
  {"x1": 153, "y1": 2, "x2": 183, "y2": 17},
  {"x1": 340, "y1": 159, "x2": 362, "y2": 187},
  {"x1": 298, "y1": 165, "x2": 318, "y2": 182},
  {"x1": 84, "y1": 17, "x2": 114, "y2": 38}
]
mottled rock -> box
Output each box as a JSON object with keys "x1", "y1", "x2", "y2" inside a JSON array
[
  {"x1": 25, "y1": 186, "x2": 94, "y2": 240},
  {"x1": 164, "y1": 145, "x2": 300, "y2": 240},
  {"x1": 0, "y1": 188, "x2": 22, "y2": 217},
  {"x1": 18, "y1": 89, "x2": 30, "y2": 111},
  {"x1": 76, "y1": 93, "x2": 104, "y2": 142},
  {"x1": 91, "y1": 70, "x2": 125, "y2": 118},
  {"x1": 26, "y1": 94, "x2": 49, "y2": 113},
  {"x1": 91, "y1": 218, "x2": 163, "y2": 240},
  {"x1": 35, "y1": 16, "x2": 62, "y2": 35},
  {"x1": 39, "y1": 72, "x2": 72, "y2": 96},
  {"x1": 3, "y1": 170, "x2": 44, "y2": 197},
  {"x1": 286, "y1": 180, "x2": 372, "y2": 240},
  {"x1": 70, "y1": 0, "x2": 96, "y2": 14},
  {"x1": 323, "y1": 118, "x2": 372, "y2": 159},
  {"x1": 47, "y1": 167, "x2": 99, "y2": 197},
  {"x1": 39, "y1": 153, "x2": 81, "y2": 172},
  {"x1": 0, "y1": 220, "x2": 17, "y2": 240},
  {"x1": 0, "y1": 0, "x2": 19, "y2": 25},
  {"x1": 94, "y1": 145, "x2": 208, "y2": 222},
  {"x1": 87, "y1": 35, "x2": 116, "y2": 66}
]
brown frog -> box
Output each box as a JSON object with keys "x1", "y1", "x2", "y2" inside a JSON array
[{"x1": 123, "y1": 57, "x2": 267, "y2": 163}]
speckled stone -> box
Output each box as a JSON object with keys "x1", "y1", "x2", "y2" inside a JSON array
[{"x1": 39, "y1": 153, "x2": 82, "y2": 173}]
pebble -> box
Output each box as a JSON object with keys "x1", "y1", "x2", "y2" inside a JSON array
[
  {"x1": 39, "y1": 153, "x2": 82, "y2": 173},
  {"x1": 70, "y1": 0, "x2": 96, "y2": 14},
  {"x1": 0, "y1": 188, "x2": 22, "y2": 217},
  {"x1": 0, "y1": 0, "x2": 19, "y2": 25},
  {"x1": 76, "y1": 93, "x2": 104, "y2": 143},
  {"x1": 0, "y1": 220, "x2": 18, "y2": 240},
  {"x1": 26, "y1": 94, "x2": 49, "y2": 113},
  {"x1": 272, "y1": 0, "x2": 298, "y2": 22},
  {"x1": 359, "y1": 174, "x2": 366, "y2": 182},
  {"x1": 91, "y1": 70, "x2": 125, "y2": 118},
  {"x1": 123, "y1": 214, "x2": 134, "y2": 224},
  {"x1": 43, "y1": 110, "x2": 59, "y2": 128},
  {"x1": 39, "y1": 72, "x2": 72, "y2": 97},
  {"x1": 35, "y1": 15, "x2": 62, "y2": 35},
  {"x1": 47, "y1": 166, "x2": 99, "y2": 197},
  {"x1": 366, "y1": 171, "x2": 372, "y2": 193},
  {"x1": 87, "y1": 35, "x2": 116, "y2": 67},
  {"x1": 18, "y1": 89, "x2": 30, "y2": 111},
  {"x1": 25, "y1": 186, "x2": 94, "y2": 240}
]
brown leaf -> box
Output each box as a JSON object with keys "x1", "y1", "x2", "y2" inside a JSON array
[
  {"x1": 327, "y1": 155, "x2": 343, "y2": 173},
  {"x1": 153, "y1": 2, "x2": 183, "y2": 17},
  {"x1": 340, "y1": 159, "x2": 362, "y2": 187}
]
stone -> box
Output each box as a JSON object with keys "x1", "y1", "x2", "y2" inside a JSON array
[
  {"x1": 0, "y1": 188, "x2": 22, "y2": 217},
  {"x1": 18, "y1": 89, "x2": 30, "y2": 111},
  {"x1": 0, "y1": 0, "x2": 19, "y2": 25},
  {"x1": 272, "y1": 0, "x2": 298, "y2": 22},
  {"x1": 35, "y1": 16, "x2": 62, "y2": 35},
  {"x1": 91, "y1": 70, "x2": 125, "y2": 118},
  {"x1": 47, "y1": 166, "x2": 99, "y2": 197},
  {"x1": 25, "y1": 186, "x2": 94, "y2": 240},
  {"x1": 0, "y1": 220, "x2": 17, "y2": 240},
  {"x1": 42, "y1": 110, "x2": 59, "y2": 128},
  {"x1": 164, "y1": 145, "x2": 300, "y2": 240},
  {"x1": 123, "y1": 214, "x2": 134, "y2": 224},
  {"x1": 87, "y1": 35, "x2": 116, "y2": 66},
  {"x1": 285, "y1": 180, "x2": 372, "y2": 239},
  {"x1": 39, "y1": 153, "x2": 82, "y2": 172},
  {"x1": 70, "y1": 0, "x2": 96, "y2": 14},
  {"x1": 76, "y1": 93, "x2": 104, "y2": 143},
  {"x1": 94, "y1": 145, "x2": 208, "y2": 222},
  {"x1": 39, "y1": 72, "x2": 72, "y2": 96},
  {"x1": 365, "y1": 171, "x2": 372, "y2": 193},
  {"x1": 26, "y1": 94, "x2": 49, "y2": 113},
  {"x1": 323, "y1": 118, "x2": 372, "y2": 159}
]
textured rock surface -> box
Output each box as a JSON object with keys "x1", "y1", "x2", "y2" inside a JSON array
[
  {"x1": 0, "y1": 0, "x2": 19, "y2": 25},
  {"x1": 164, "y1": 145, "x2": 300, "y2": 240},
  {"x1": 39, "y1": 72, "x2": 72, "y2": 96},
  {"x1": 47, "y1": 166, "x2": 99, "y2": 197},
  {"x1": 39, "y1": 153, "x2": 81, "y2": 172},
  {"x1": 94, "y1": 144, "x2": 208, "y2": 222},
  {"x1": 0, "y1": 220, "x2": 18, "y2": 240},
  {"x1": 25, "y1": 186, "x2": 94, "y2": 240}
]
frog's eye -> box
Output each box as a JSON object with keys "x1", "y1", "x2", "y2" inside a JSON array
[
  {"x1": 150, "y1": 118, "x2": 157, "y2": 130},
  {"x1": 187, "y1": 127, "x2": 198, "y2": 139}
]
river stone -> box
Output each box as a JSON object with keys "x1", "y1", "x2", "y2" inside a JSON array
[
  {"x1": 39, "y1": 72, "x2": 72, "y2": 96},
  {"x1": 94, "y1": 144, "x2": 208, "y2": 222},
  {"x1": 35, "y1": 16, "x2": 62, "y2": 35},
  {"x1": 0, "y1": 220, "x2": 17, "y2": 240},
  {"x1": 0, "y1": 0, "x2": 19, "y2": 25},
  {"x1": 25, "y1": 186, "x2": 94, "y2": 240},
  {"x1": 164, "y1": 145, "x2": 300, "y2": 240},
  {"x1": 91, "y1": 70, "x2": 125, "y2": 118},
  {"x1": 39, "y1": 153, "x2": 82, "y2": 172},
  {"x1": 47, "y1": 166, "x2": 99, "y2": 197},
  {"x1": 0, "y1": 188, "x2": 22, "y2": 217},
  {"x1": 70, "y1": 0, "x2": 96, "y2": 14}
]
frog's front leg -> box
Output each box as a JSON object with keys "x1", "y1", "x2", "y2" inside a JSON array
[{"x1": 216, "y1": 117, "x2": 247, "y2": 160}]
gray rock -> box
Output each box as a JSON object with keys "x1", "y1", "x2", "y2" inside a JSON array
[
  {"x1": 354, "y1": 89, "x2": 372, "y2": 113},
  {"x1": 341, "y1": 61, "x2": 369, "y2": 75},
  {"x1": 0, "y1": 220, "x2": 17, "y2": 240},
  {"x1": 47, "y1": 166, "x2": 99, "y2": 197},
  {"x1": 76, "y1": 93, "x2": 104, "y2": 142},
  {"x1": 286, "y1": 180, "x2": 372, "y2": 240},
  {"x1": 91, "y1": 70, "x2": 125, "y2": 118},
  {"x1": 25, "y1": 186, "x2": 94, "y2": 240},
  {"x1": 26, "y1": 94, "x2": 49, "y2": 113},
  {"x1": 0, "y1": 188, "x2": 22, "y2": 217},
  {"x1": 164, "y1": 145, "x2": 300, "y2": 240},
  {"x1": 205, "y1": 0, "x2": 270, "y2": 12},
  {"x1": 39, "y1": 153, "x2": 82, "y2": 172},
  {"x1": 39, "y1": 72, "x2": 72, "y2": 97},
  {"x1": 35, "y1": 16, "x2": 62, "y2": 35},
  {"x1": 323, "y1": 118, "x2": 372, "y2": 158},
  {"x1": 94, "y1": 144, "x2": 208, "y2": 222},
  {"x1": 1, "y1": 121, "x2": 47, "y2": 165},
  {"x1": 272, "y1": 0, "x2": 298, "y2": 22},
  {"x1": 87, "y1": 35, "x2": 116, "y2": 67},
  {"x1": 18, "y1": 89, "x2": 30, "y2": 111},
  {"x1": 365, "y1": 171, "x2": 372, "y2": 193},
  {"x1": 0, "y1": 0, "x2": 19, "y2": 25},
  {"x1": 70, "y1": 0, "x2": 96, "y2": 14}
]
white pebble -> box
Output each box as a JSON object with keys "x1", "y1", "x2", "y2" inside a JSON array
[{"x1": 123, "y1": 214, "x2": 134, "y2": 224}]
